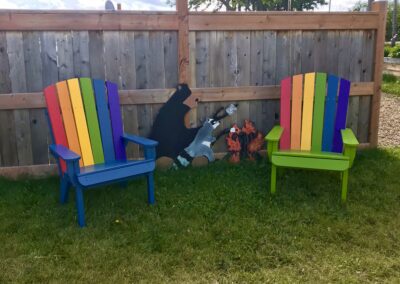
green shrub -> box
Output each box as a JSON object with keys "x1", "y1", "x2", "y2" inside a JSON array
[
  {"x1": 388, "y1": 45, "x2": 400, "y2": 58},
  {"x1": 384, "y1": 45, "x2": 391, "y2": 57}
]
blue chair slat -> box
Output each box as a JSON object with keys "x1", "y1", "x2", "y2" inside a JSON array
[
  {"x1": 93, "y1": 79, "x2": 116, "y2": 163},
  {"x1": 322, "y1": 75, "x2": 339, "y2": 152}
]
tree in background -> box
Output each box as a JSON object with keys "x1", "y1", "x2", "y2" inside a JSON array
[
  {"x1": 353, "y1": 0, "x2": 399, "y2": 43},
  {"x1": 392, "y1": 0, "x2": 398, "y2": 46},
  {"x1": 167, "y1": 0, "x2": 327, "y2": 11}
]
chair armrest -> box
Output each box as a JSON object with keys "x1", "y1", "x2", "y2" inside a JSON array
[
  {"x1": 122, "y1": 133, "x2": 158, "y2": 147},
  {"x1": 49, "y1": 144, "x2": 81, "y2": 161},
  {"x1": 265, "y1": 126, "x2": 283, "y2": 162},
  {"x1": 341, "y1": 128, "x2": 359, "y2": 146},
  {"x1": 265, "y1": 126, "x2": 284, "y2": 142},
  {"x1": 341, "y1": 129, "x2": 359, "y2": 168}
]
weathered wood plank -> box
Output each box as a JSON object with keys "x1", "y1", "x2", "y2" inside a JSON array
[
  {"x1": 347, "y1": 31, "x2": 363, "y2": 135},
  {"x1": 290, "y1": 31, "x2": 302, "y2": 76},
  {"x1": 235, "y1": 31, "x2": 251, "y2": 130},
  {"x1": 325, "y1": 31, "x2": 340, "y2": 75},
  {"x1": 0, "y1": 82, "x2": 375, "y2": 109},
  {"x1": 89, "y1": 31, "x2": 105, "y2": 80},
  {"x1": 134, "y1": 32, "x2": 152, "y2": 141},
  {"x1": 163, "y1": 32, "x2": 178, "y2": 88},
  {"x1": 7, "y1": 32, "x2": 33, "y2": 166},
  {"x1": 23, "y1": 31, "x2": 49, "y2": 165},
  {"x1": 358, "y1": 30, "x2": 375, "y2": 143},
  {"x1": 119, "y1": 31, "x2": 139, "y2": 159},
  {"x1": 103, "y1": 31, "x2": 121, "y2": 86},
  {"x1": 0, "y1": 11, "x2": 179, "y2": 31},
  {"x1": 56, "y1": 32, "x2": 74, "y2": 80},
  {"x1": 40, "y1": 32, "x2": 58, "y2": 164},
  {"x1": 177, "y1": 0, "x2": 189, "y2": 83},
  {"x1": 72, "y1": 31, "x2": 91, "y2": 78},
  {"x1": 189, "y1": 12, "x2": 380, "y2": 31},
  {"x1": 0, "y1": 32, "x2": 18, "y2": 166},
  {"x1": 300, "y1": 31, "x2": 315, "y2": 74},
  {"x1": 250, "y1": 31, "x2": 265, "y2": 132},
  {"x1": 370, "y1": 1, "x2": 388, "y2": 147}
]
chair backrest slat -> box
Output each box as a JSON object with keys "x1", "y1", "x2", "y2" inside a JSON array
[
  {"x1": 290, "y1": 74, "x2": 303, "y2": 150},
  {"x1": 280, "y1": 77, "x2": 291, "y2": 150},
  {"x1": 300, "y1": 73, "x2": 315, "y2": 151},
  {"x1": 280, "y1": 72, "x2": 351, "y2": 154},
  {"x1": 106, "y1": 81, "x2": 127, "y2": 161},
  {"x1": 56, "y1": 81, "x2": 83, "y2": 167},
  {"x1": 44, "y1": 85, "x2": 68, "y2": 172},
  {"x1": 80, "y1": 78, "x2": 105, "y2": 164},
  {"x1": 311, "y1": 73, "x2": 327, "y2": 152},
  {"x1": 332, "y1": 78, "x2": 351, "y2": 153},
  {"x1": 45, "y1": 78, "x2": 127, "y2": 168},
  {"x1": 93, "y1": 79, "x2": 116, "y2": 163},
  {"x1": 322, "y1": 75, "x2": 339, "y2": 152},
  {"x1": 67, "y1": 79, "x2": 94, "y2": 166}
]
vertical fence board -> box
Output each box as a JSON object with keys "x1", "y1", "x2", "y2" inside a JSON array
[
  {"x1": 56, "y1": 32, "x2": 74, "y2": 81},
  {"x1": 290, "y1": 31, "x2": 302, "y2": 76},
  {"x1": 326, "y1": 31, "x2": 340, "y2": 75},
  {"x1": 358, "y1": 30, "x2": 375, "y2": 143},
  {"x1": 300, "y1": 31, "x2": 315, "y2": 74},
  {"x1": 0, "y1": 32, "x2": 18, "y2": 166},
  {"x1": 263, "y1": 31, "x2": 279, "y2": 133},
  {"x1": 89, "y1": 31, "x2": 105, "y2": 80},
  {"x1": 40, "y1": 32, "x2": 58, "y2": 164},
  {"x1": 236, "y1": 31, "x2": 251, "y2": 128},
  {"x1": 119, "y1": 31, "x2": 139, "y2": 159},
  {"x1": 347, "y1": 31, "x2": 363, "y2": 134},
  {"x1": 23, "y1": 32, "x2": 49, "y2": 165},
  {"x1": 164, "y1": 32, "x2": 179, "y2": 88},
  {"x1": 7, "y1": 32, "x2": 33, "y2": 166},
  {"x1": 72, "y1": 31, "x2": 91, "y2": 78},
  {"x1": 250, "y1": 31, "x2": 265, "y2": 132},
  {"x1": 135, "y1": 32, "x2": 152, "y2": 141},
  {"x1": 149, "y1": 32, "x2": 166, "y2": 150}
]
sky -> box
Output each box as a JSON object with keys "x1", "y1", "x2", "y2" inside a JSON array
[{"x1": 0, "y1": 0, "x2": 362, "y2": 11}]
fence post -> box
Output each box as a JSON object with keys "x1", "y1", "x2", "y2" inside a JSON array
[
  {"x1": 369, "y1": 1, "x2": 388, "y2": 147},
  {"x1": 177, "y1": 0, "x2": 189, "y2": 84}
]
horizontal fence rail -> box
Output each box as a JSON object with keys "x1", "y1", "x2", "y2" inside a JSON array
[{"x1": 0, "y1": 0, "x2": 388, "y2": 178}]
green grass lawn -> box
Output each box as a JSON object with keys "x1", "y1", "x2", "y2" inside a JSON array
[
  {"x1": 382, "y1": 73, "x2": 400, "y2": 96},
  {"x1": 1, "y1": 148, "x2": 400, "y2": 282}
]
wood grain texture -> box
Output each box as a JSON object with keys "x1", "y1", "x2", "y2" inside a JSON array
[
  {"x1": 370, "y1": 1, "x2": 388, "y2": 147},
  {"x1": 189, "y1": 12, "x2": 380, "y2": 31},
  {"x1": 23, "y1": 32, "x2": 49, "y2": 165},
  {"x1": 0, "y1": 82, "x2": 374, "y2": 110},
  {"x1": 7, "y1": 32, "x2": 33, "y2": 166},
  {"x1": 0, "y1": 32, "x2": 18, "y2": 166},
  {"x1": 0, "y1": 11, "x2": 179, "y2": 31}
]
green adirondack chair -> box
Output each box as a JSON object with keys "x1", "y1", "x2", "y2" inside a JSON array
[{"x1": 265, "y1": 72, "x2": 359, "y2": 202}]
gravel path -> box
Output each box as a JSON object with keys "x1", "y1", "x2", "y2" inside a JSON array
[{"x1": 379, "y1": 93, "x2": 400, "y2": 147}]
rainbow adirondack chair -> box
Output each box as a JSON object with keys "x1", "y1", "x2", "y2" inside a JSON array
[
  {"x1": 265, "y1": 73, "x2": 359, "y2": 202},
  {"x1": 44, "y1": 78, "x2": 158, "y2": 227}
]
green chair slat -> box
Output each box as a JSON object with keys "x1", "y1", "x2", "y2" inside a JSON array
[{"x1": 80, "y1": 78, "x2": 105, "y2": 164}]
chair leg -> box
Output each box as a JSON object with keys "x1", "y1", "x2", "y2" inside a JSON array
[
  {"x1": 271, "y1": 164, "x2": 277, "y2": 194},
  {"x1": 341, "y1": 170, "x2": 349, "y2": 203},
  {"x1": 75, "y1": 186, "x2": 86, "y2": 227},
  {"x1": 146, "y1": 173, "x2": 155, "y2": 205},
  {"x1": 60, "y1": 177, "x2": 69, "y2": 204}
]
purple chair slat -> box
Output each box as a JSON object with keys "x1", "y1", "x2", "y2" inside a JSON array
[
  {"x1": 106, "y1": 81, "x2": 127, "y2": 161},
  {"x1": 332, "y1": 79, "x2": 351, "y2": 153}
]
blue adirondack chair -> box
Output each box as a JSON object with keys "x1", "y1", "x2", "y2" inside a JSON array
[{"x1": 44, "y1": 78, "x2": 158, "y2": 227}]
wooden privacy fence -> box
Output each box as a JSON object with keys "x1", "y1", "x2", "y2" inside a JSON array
[{"x1": 0, "y1": 0, "x2": 387, "y2": 177}]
